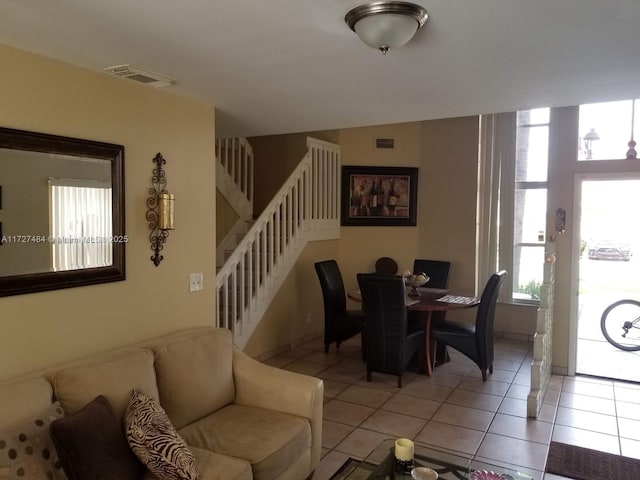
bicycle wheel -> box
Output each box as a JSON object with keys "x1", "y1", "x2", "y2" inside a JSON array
[{"x1": 600, "y1": 299, "x2": 640, "y2": 351}]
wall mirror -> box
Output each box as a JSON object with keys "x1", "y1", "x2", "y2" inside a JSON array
[{"x1": 0, "y1": 127, "x2": 125, "y2": 296}]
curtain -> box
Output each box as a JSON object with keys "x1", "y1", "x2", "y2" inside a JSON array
[{"x1": 49, "y1": 179, "x2": 112, "y2": 271}]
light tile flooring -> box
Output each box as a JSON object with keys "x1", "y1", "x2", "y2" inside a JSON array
[{"x1": 262, "y1": 336, "x2": 640, "y2": 480}]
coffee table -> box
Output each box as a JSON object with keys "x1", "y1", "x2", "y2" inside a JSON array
[{"x1": 337, "y1": 439, "x2": 535, "y2": 480}]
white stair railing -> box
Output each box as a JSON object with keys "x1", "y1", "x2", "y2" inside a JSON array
[
  {"x1": 216, "y1": 137, "x2": 340, "y2": 349},
  {"x1": 216, "y1": 137, "x2": 253, "y2": 221}
]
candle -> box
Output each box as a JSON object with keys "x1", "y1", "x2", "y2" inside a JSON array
[
  {"x1": 394, "y1": 438, "x2": 414, "y2": 462},
  {"x1": 158, "y1": 192, "x2": 175, "y2": 230}
]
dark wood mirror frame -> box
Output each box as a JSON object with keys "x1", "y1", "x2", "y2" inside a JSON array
[{"x1": 0, "y1": 127, "x2": 125, "y2": 296}]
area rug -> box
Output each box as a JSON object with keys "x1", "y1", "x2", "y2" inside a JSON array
[
  {"x1": 329, "y1": 458, "x2": 377, "y2": 480},
  {"x1": 545, "y1": 441, "x2": 640, "y2": 480}
]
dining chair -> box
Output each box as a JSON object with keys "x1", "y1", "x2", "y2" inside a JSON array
[
  {"x1": 374, "y1": 256, "x2": 398, "y2": 276},
  {"x1": 412, "y1": 259, "x2": 451, "y2": 289},
  {"x1": 357, "y1": 273, "x2": 425, "y2": 387},
  {"x1": 314, "y1": 260, "x2": 366, "y2": 356},
  {"x1": 431, "y1": 270, "x2": 507, "y2": 381},
  {"x1": 412, "y1": 259, "x2": 451, "y2": 364}
]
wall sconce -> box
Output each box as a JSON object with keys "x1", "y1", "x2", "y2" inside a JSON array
[{"x1": 146, "y1": 153, "x2": 175, "y2": 266}]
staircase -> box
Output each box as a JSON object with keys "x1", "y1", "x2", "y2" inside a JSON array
[{"x1": 215, "y1": 137, "x2": 341, "y2": 349}]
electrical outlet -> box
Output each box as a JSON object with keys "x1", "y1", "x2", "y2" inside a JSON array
[{"x1": 189, "y1": 273, "x2": 204, "y2": 292}]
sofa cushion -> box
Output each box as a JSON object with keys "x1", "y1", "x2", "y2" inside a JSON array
[
  {"x1": 125, "y1": 389, "x2": 198, "y2": 480},
  {"x1": 52, "y1": 349, "x2": 159, "y2": 421},
  {"x1": 178, "y1": 404, "x2": 311, "y2": 480},
  {"x1": 153, "y1": 329, "x2": 235, "y2": 429},
  {"x1": 143, "y1": 447, "x2": 252, "y2": 480},
  {"x1": 0, "y1": 401, "x2": 66, "y2": 479},
  {"x1": 50, "y1": 395, "x2": 143, "y2": 480},
  {"x1": 0, "y1": 378, "x2": 53, "y2": 430}
]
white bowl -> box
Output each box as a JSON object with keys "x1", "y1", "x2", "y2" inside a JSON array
[{"x1": 411, "y1": 467, "x2": 438, "y2": 480}]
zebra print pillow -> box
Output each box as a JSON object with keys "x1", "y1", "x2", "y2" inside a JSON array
[{"x1": 124, "y1": 389, "x2": 199, "y2": 480}]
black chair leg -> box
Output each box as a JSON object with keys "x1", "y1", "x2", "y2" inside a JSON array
[
  {"x1": 481, "y1": 369, "x2": 487, "y2": 381},
  {"x1": 489, "y1": 364, "x2": 493, "y2": 374},
  {"x1": 324, "y1": 343, "x2": 330, "y2": 354},
  {"x1": 366, "y1": 370, "x2": 372, "y2": 382}
]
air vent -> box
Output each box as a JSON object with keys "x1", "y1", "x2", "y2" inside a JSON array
[
  {"x1": 104, "y1": 64, "x2": 175, "y2": 88},
  {"x1": 375, "y1": 138, "x2": 395, "y2": 149}
]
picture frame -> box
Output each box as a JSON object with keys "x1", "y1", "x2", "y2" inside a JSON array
[{"x1": 341, "y1": 165, "x2": 418, "y2": 226}]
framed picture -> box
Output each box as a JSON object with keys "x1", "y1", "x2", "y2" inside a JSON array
[{"x1": 341, "y1": 166, "x2": 418, "y2": 226}]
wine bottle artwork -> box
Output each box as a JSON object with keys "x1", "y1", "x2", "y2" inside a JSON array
[{"x1": 341, "y1": 166, "x2": 419, "y2": 227}]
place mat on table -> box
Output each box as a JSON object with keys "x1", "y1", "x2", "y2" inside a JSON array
[
  {"x1": 545, "y1": 441, "x2": 640, "y2": 480},
  {"x1": 436, "y1": 294, "x2": 478, "y2": 305}
]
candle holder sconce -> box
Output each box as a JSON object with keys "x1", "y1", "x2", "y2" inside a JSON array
[{"x1": 146, "y1": 153, "x2": 175, "y2": 266}]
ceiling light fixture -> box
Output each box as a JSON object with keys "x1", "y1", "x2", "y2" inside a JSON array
[{"x1": 345, "y1": 1, "x2": 429, "y2": 54}]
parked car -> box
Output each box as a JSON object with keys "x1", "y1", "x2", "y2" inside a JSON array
[{"x1": 588, "y1": 242, "x2": 631, "y2": 261}]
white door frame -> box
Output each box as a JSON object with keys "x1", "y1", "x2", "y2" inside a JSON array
[{"x1": 568, "y1": 172, "x2": 640, "y2": 376}]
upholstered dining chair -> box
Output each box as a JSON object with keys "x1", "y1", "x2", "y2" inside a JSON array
[
  {"x1": 374, "y1": 256, "x2": 398, "y2": 276},
  {"x1": 412, "y1": 259, "x2": 452, "y2": 364},
  {"x1": 413, "y1": 259, "x2": 451, "y2": 290},
  {"x1": 314, "y1": 260, "x2": 365, "y2": 356},
  {"x1": 357, "y1": 273, "x2": 425, "y2": 387},
  {"x1": 431, "y1": 270, "x2": 507, "y2": 381}
]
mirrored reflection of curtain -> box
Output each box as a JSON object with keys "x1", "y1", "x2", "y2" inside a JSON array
[{"x1": 49, "y1": 179, "x2": 112, "y2": 271}]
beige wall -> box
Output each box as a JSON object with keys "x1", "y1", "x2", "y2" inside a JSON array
[
  {"x1": 0, "y1": 44, "x2": 216, "y2": 380},
  {"x1": 245, "y1": 117, "x2": 536, "y2": 358},
  {"x1": 249, "y1": 130, "x2": 339, "y2": 215}
]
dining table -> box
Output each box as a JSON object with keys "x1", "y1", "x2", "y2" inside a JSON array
[{"x1": 348, "y1": 286, "x2": 480, "y2": 376}]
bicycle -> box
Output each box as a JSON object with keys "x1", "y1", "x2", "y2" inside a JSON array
[{"x1": 600, "y1": 299, "x2": 640, "y2": 351}]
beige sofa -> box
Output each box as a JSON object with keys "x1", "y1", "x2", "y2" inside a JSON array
[{"x1": 0, "y1": 326, "x2": 324, "y2": 480}]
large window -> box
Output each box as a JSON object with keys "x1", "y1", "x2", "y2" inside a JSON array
[
  {"x1": 477, "y1": 108, "x2": 549, "y2": 304},
  {"x1": 512, "y1": 109, "x2": 549, "y2": 301}
]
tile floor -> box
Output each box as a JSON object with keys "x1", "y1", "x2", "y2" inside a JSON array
[{"x1": 262, "y1": 336, "x2": 640, "y2": 480}]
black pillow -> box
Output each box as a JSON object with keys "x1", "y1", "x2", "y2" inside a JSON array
[{"x1": 50, "y1": 395, "x2": 144, "y2": 480}]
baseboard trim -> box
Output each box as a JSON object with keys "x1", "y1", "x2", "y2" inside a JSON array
[{"x1": 254, "y1": 329, "x2": 323, "y2": 362}]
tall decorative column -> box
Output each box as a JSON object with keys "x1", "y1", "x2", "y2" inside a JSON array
[{"x1": 527, "y1": 243, "x2": 556, "y2": 418}]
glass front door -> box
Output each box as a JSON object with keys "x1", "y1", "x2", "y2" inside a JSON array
[{"x1": 575, "y1": 177, "x2": 640, "y2": 382}]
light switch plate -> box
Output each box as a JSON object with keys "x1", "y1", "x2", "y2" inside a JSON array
[{"x1": 189, "y1": 272, "x2": 204, "y2": 292}]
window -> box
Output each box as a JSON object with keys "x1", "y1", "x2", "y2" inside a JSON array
[
  {"x1": 512, "y1": 109, "x2": 549, "y2": 301},
  {"x1": 578, "y1": 99, "x2": 639, "y2": 161},
  {"x1": 49, "y1": 179, "x2": 112, "y2": 271},
  {"x1": 477, "y1": 108, "x2": 549, "y2": 303}
]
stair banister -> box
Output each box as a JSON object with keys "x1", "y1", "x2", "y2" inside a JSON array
[{"x1": 216, "y1": 137, "x2": 340, "y2": 349}]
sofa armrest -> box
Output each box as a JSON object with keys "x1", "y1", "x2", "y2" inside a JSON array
[{"x1": 232, "y1": 348, "x2": 324, "y2": 471}]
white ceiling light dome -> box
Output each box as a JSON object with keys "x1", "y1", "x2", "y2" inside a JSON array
[{"x1": 345, "y1": 2, "x2": 429, "y2": 54}]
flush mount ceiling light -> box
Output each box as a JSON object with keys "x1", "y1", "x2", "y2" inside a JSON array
[{"x1": 345, "y1": 1, "x2": 429, "y2": 54}]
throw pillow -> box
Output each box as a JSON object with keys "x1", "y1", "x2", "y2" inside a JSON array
[
  {"x1": 125, "y1": 389, "x2": 199, "y2": 480},
  {"x1": 0, "y1": 401, "x2": 67, "y2": 480},
  {"x1": 49, "y1": 395, "x2": 143, "y2": 480}
]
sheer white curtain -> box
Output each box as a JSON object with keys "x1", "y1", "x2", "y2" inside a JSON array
[{"x1": 49, "y1": 179, "x2": 112, "y2": 271}]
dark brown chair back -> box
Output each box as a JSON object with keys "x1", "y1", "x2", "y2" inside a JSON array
[
  {"x1": 315, "y1": 260, "x2": 365, "y2": 354},
  {"x1": 412, "y1": 259, "x2": 451, "y2": 289},
  {"x1": 357, "y1": 273, "x2": 424, "y2": 387}
]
